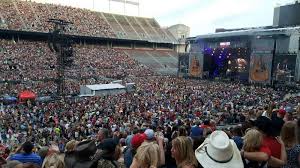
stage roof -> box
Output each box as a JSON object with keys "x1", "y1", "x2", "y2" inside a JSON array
[{"x1": 195, "y1": 26, "x2": 300, "y2": 40}]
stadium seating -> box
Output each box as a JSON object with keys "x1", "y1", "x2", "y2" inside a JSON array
[
  {"x1": 0, "y1": 0, "x2": 176, "y2": 43},
  {"x1": 0, "y1": 39, "x2": 158, "y2": 96},
  {"x1": 124, "y1": 49, "x2": 178, "y2": 75},
  {"x1": 0, "y1": 0, "x2": 178, "y2": 95}
]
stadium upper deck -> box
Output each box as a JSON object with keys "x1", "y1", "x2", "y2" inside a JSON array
[{"x1": 0, "y1": 0, "x2": 177, "y2": 44}]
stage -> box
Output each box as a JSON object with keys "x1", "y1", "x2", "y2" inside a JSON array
[{"x1": 184, "y1": 26, "x2": 300, "y2": 85}]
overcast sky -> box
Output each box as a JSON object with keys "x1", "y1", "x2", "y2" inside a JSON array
[{"x1": 32, "y1": 0, "x2": 294, "y2": 36}]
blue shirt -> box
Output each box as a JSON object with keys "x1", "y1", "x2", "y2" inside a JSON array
[
  {"x1": 232, "y1": 136, "x2": 243, "y2": 150},
  {"x1": 124, "y1": 147, "x2": 133, "y2": 168},
  {"x1": 10, "y1": 153, "x2": 42, "y2": 166}
]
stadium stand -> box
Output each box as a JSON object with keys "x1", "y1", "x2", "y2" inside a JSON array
[
  {"x1": 113, "y1": 14, "x2": 141, "y2": 40},
  {"x1": 0, "y1": 0, "x2": 177, "y2": 43},
  {"x1": 0, "y1": 0, "x2": 178, "y2": 96},
  {"x1": 124, "y1": 49, "x2": 178, "y2": 75},
  {"x1": 0, "y1": 39, "x2": 158, "y2": 96}
]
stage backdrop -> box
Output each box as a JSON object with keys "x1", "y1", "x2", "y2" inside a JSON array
[
  {"x1": 189, "y1": 41, "x2": 204, "y2": 78},
  {"x1": 249, "y1": 38, "x2": 274, "y2": 84}
]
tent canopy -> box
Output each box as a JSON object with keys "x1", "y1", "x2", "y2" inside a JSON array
[
  {"x1": 19, "y1": 90, "x2": 36, "y2": 101},
  {"x1": 2, "y1": 95, "x2": 17, "y2": 101}
]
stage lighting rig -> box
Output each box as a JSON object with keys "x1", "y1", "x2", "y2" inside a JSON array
[{"x1": 47, "y1": 19, "x2": 74, "y2": 98}]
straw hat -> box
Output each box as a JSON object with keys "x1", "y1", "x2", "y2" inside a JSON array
[{"x1": 195, "y1": 130, "x2": 244, "y2": 168}]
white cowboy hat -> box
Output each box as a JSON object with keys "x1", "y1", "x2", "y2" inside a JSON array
[{"x1": 195, "y1": 130, "x2": 244, "y2": 168}]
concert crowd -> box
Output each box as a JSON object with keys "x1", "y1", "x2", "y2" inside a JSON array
[
  {"x1": 0, "y1": 1, "x2": 300, "y2": 168},
  {"x1": 0, "y1": 75, "x2": 300, "y2": 168}
]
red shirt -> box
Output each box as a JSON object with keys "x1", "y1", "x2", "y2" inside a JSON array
[
  {"x1": 200, "y1": 124, "x2": 210, "y2": 129},
  {"x1": 259, "y1": 145, "x2": 271, "y2": 157},
  {"x1": 262, "y1": 136, "x2": 281, "y2": 159}
]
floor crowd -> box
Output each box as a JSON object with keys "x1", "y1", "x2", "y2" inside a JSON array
[{"x1": 0, "y1": 76, "x2": 300, "y2": 168}]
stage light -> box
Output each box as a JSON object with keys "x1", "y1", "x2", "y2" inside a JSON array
[
  {"x1": 229, "y1": 53, "x2": 231, "y2": 56},
  {"x1": 227, "y1": 56, "x2": 229, "y2": 58},
  {"x1": 219, "y1": 56, "x2": 221, "y2": 58},
  {"x1": 211, "y1": 54, "x2": 214, "y2": 56}
]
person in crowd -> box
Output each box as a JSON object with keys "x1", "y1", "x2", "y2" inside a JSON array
[
  {"x1": 271, "y1": 109, "x2": 286, "y2": 136},
  {"x1": 42, "y1": 152, "x2": 64, "y2": 168},
  {"x1": 190, "y1": 123, "x2": 203, "y2": 139},
  {"x1": 255, "y1": 116, "x2": 287, "y2": 168},
  {"x1": 171, "y1": 136, "x2": 198, "y2": 168},
  {"x1": 231, "y1": 126, "x2": 244, "y2": 150},
  {"x1": 241, "y1": 128, "x2": 268, "y2": 168},
  {"x1": 195, "y1": 130, "x2": 243, "y2": 168},
  {"x1": 65, "y1": 140, "x2": 78, "y2": 153},
  {"x1": 97, "y1": 138, "x2": 125, "y2": 168},
  {"x1": 65, "y1": 140, "x2": 98, "y2": 168},
  {"x1": 2, "y1": 160, "x2": 23, "y2": 168},
  {"x1": 8, "y1": 141, "x2": 42, "y2": 166},
  {"x1": 97, "y1": 129, "x2": 110, "y2": 144},
  {"x1": 124, "y1": 133, "x2": 146, "y2": 168},
  {"x1": 130, "y1": 142, "x2": 161, "y2": 168},
  {"x1": 37, "y1": 146, "x2": 49, "y2": 163},
  {"x1": 41, "y1": 144, "x2": 64, "y2": 168},
  {"x1": 281, "y1": 121, "x2": 300, "y2": 168}
]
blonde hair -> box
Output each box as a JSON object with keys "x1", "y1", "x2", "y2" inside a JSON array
[
  {"x1": 65, "y1": 140, "x2": 77, "y2": 152},
  {"x1": 172, "y1": 136, "x2": 198, "y2": 168},
  {"x1": 243, "y1": 129, "x2": 262, "y2": 152},
  {"x1": 134, "y1": 142, "x2": 160, "y2": 168},
  {"x1": 281, "y1": 121, "x2": 297, "y2": 148},
  {"x1": 42, "y1": 153, "x2": 65, "y2": 168}
]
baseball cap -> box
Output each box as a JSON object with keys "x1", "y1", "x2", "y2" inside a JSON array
[
  {"x1": 131, "y1": 133, "x2": 146, "y2": 149},
  {"x1": 144, "y1": 129, "x2": 155, "y2": 140}
]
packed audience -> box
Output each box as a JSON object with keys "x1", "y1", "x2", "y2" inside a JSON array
[
  {"x1": 0, "y1": 75, "x2": 300, "y2": 167},
  {"x1": 0, "y1": 39, "x2": 155, "y2": 96},
  {"x1": 1, "y1": 2, "x2": 300, "y2": 166},
  {"x1": 0, "y1": 0, "x2": 175, "y2": 43},
  {"x1": 0, "y1": 0, "x2": 116, "y2": 38}
]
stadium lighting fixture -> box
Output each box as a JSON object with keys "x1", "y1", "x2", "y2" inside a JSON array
[{"x1": 108, "y1": 0, "x2": 140, "y2": 15}]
